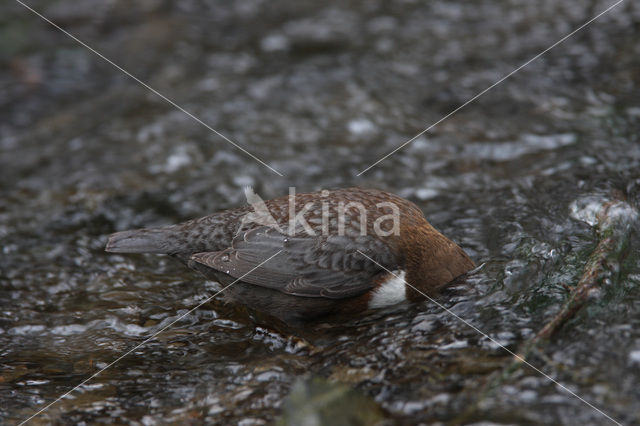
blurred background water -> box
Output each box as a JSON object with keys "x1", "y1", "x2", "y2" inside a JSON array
[{"x1": 1, "y1": 0, "x2": 640, "y2": 424}]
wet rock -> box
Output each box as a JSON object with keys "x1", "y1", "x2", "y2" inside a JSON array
[{"x1": 277, "y1": 377, "x2": 386, "y2": 426}]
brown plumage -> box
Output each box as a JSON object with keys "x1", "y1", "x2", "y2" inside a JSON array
[{"x1": 105, "y1": 187, "x2": 474, "y2": 323}]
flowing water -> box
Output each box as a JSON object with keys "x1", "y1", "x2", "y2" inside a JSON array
[{"x1": 2, "y1": 0, "x2": 640, "y2": 424}]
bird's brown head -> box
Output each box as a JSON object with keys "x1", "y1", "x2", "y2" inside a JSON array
[{"x1": 391, "y1": 214, "x2": 475, "y2": 300}]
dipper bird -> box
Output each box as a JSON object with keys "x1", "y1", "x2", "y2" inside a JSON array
[{"x1": 105, "y1": 187, "x2": 474, "y2": 323}]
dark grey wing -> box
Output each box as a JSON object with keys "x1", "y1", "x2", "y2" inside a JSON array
[{"x1": 190, "y1": 226, "x2": 397, "y2": 299}]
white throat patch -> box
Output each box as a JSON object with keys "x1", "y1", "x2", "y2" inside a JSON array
[{"x1": 368, "y1": 270, "x2": 407, "y2": 309}]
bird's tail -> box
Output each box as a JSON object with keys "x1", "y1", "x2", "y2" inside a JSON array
[{"x1": 105, "y1": 226, "x2": 183, "y2": 254}]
